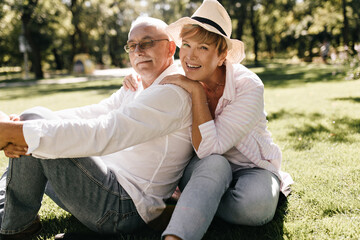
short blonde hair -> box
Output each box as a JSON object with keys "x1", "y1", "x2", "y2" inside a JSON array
[{"x1": 180, "y1": 24, "x2": 227, "y2": 56}]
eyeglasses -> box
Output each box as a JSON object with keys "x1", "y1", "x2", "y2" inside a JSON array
[{"x1": 124, "y1": 39, "x2": 169, "y2": 53}]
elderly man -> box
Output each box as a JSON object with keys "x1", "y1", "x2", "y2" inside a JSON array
[{"x1": 0, "y1": 16, "x2": 193, "y2": 240}]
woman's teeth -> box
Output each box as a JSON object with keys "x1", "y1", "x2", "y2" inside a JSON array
[{"x1": 187, "y1": 63, "x2": 201, "y2": 69}]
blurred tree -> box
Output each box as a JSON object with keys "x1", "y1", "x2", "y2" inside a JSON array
[
  {"x1": 342, "y1": 0, "x2": 349, "y2": 47},
  {"x1": 1, "y1": 0, "x2": 359, "y2": 72},
  {"x1": 20, "y1": 0, "x2": 44, "y2": 78}
]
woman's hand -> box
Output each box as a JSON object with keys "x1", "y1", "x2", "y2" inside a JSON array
[
  {"x1": 160, "y1": 74, "x2": 202, "y2": 95},
  {"x1": 122, "y1": 74, "x2": 141, "y2": 91},
  {"x1": 9, "y1": 114, "x2": 20, "y2": 121},
  {"x1": 3, "y1": 143, "x2": 29, "y2": 158}
]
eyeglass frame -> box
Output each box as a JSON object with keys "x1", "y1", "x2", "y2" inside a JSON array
[{"x1": 124, "y1": 39, "x2": 169, "y2": 53}]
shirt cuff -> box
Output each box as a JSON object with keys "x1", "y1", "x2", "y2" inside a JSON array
[
  {"x1": 196, "y1": 120, "x2": 216, "y2": 158},
  {"x1": 23, "y1": 120, "x2": 43, "y2": 154},
  {"x1": 198, "y1": 119, "x2": 215, "y2": 140}
]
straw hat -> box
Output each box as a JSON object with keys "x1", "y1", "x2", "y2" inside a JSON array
[{"x1": 166, "y1": 0, "x2": 245, "y2": 63}]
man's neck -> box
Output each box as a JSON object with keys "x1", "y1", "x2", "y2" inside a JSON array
[
  {"x1": 141, "y1": 61, "x2": 173, "y2": 89},
  {"x1": 141, "y1": 78, "x2": 155, "y2": 89}
]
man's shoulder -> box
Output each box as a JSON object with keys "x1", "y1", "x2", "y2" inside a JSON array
[{"x1": 137, "y1": 84, "x2": 191, "y2": 107}]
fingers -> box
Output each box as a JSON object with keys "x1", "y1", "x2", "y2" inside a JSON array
[
  {"x1": 3, "y1": 144, "x2": 29, "y2": 158},
  {"x1": 9, "y1": 114, "x2": 20, "y2": 121},
  {"x1": 123, "y1": 74, "x2": 140, "y2": 92}
]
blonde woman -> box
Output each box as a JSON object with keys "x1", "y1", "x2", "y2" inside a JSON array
[{"x1": 123, "y1": 1, "x2": 293, "y2": 239}]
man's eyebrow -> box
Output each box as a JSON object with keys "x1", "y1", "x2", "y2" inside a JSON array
[{"x1": 127, "y1": 36, "x2": 153, "y2": 43}]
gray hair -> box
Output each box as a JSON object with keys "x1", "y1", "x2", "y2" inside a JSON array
[{"x1": 128, "y1": 16, "x2": 169, "y2": 38}]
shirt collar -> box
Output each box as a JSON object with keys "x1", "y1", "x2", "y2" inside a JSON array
[
  {"x1": 151, "y1": 63, "x2": 181, "y2": 86},
  {"x1": 221, "y1": 61, "x2": 236, "y2": 102}
]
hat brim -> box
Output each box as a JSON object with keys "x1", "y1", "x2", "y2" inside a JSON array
[{"x1": 166, "y1": 17, "x2": 245, "y2": 63}]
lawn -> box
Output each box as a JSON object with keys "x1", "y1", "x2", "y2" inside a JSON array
[{"x1": 0, "y1": 60, "x2": 359, "y2": 240}]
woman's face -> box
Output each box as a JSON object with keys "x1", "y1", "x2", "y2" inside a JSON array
[{"x1": 179, "y1": 36, "x2": 226, "y2": 82}]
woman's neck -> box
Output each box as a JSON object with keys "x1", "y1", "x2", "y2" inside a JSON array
[{"x1": 201, "y1": 65, "x2": 226, "y2": 93}]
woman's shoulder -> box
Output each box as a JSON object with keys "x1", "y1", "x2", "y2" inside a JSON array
[{"x1": 229, "y1": 63, "x2": 264, "y2": 89}]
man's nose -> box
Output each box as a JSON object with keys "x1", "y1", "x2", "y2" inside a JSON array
[{"x1": 134, "y1": 44, "x2": 144, "y2": 54}]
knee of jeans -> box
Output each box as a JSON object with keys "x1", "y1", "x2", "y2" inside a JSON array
[
  {"x1": 20, "y1": 106, "x2": 55, "y2": 121},
  {"x1": 224, "y1": 192, "x2": 277, "y2": 226},
  {"x1": 195, "y1": 155, "x2": 231, "y2": 184}
]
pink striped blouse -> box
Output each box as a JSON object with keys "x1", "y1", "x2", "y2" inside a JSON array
[{"x1": 196, "y1": 62, "x2": 293, "y2": 196}]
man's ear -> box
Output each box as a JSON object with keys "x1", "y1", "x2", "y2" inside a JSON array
[{"x1": 168, "y1": 41, "x2": 177, "y2": 57}]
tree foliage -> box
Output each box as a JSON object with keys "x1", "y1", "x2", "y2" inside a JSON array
[{"x1": 0, "y1": 0, "x2": 359, "y2": 76}]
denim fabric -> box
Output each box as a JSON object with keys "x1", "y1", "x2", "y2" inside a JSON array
[
  {"x1": 1, "y1": 155, "x2": 145, "y2": 234},
  {"x1": 0, "y1": 107, "x2": 145, "y2": 234},
  {"x1": 0, "y1": 170, "x2": 67, "y2": 226},
  {"x1": 216, "y1": 167, "x2": 280, "y2": 226},
  {"x1": 162, "y1": 154, "x2": 232, "y2": 240},
  {"x1": 162, "y1": 155, "x2": 280, "y2": 240}
]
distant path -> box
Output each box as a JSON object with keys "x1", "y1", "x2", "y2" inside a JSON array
[
  {"x1": 0, "y1": 60, "x2": 182, "y2": 88},
  {"x1": 0, "y1": 67, "x2": 134, "y2": 88}
]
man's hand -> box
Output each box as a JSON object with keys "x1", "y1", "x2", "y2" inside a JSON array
[
  {"x1": 0, "y1": 111, "x2": 11, "y2": 150},
  {"x1": 3, "y1": 143, "x2": 29, "y2": 158},
  {"x1": 123, "y1": 74, "x2": 141, "y2": 91}
]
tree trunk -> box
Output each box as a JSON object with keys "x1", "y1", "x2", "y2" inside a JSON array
[
  {"x1": 250, "y1": 2, "x2": 259, "y2": 65},
  {"x1": 52, "y1": 48, "x2": 63, "y2": 70},
  {"x1": 70, "y1": 0, "x2": 88, "y2": 64},
  {"x1": 265, "y1": 34, "x2": 273, "y2": 58},
  {"x1": 21, "y1": 0, "x2": 43, "y2": 79},
  {"x1": 236, "y1": 1, "x2": 248, "y2": 40},
  {"x1": 342, "y1": 0, "x2": 349, "y2": 47}
]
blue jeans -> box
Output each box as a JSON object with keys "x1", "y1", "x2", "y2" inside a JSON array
[
  {"x1": 162, "y1": 154, "x2": 280, "y2": 240},
  {"x1": 0, "y1": 107, "x2": 145, "y2": 235}
]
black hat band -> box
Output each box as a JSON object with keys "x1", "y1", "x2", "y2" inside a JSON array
[{"x1": 191, "y1": 16, "x2": 227, "y2": 37}]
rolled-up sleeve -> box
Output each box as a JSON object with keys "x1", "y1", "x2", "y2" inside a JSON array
[
  {"x1": 195, "y1": 84, "x2": 264, "y2": 159},
  {"x1": 24, "y1": 85, "x2": 191, "y2": 159}
]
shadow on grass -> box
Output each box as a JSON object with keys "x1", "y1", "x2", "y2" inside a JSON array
[
  {"x1": 40, "y1": 196, "x2": 289, "y2": 240},
  {"x1": 332, "y1": 97, "x2": 360, "y2": 103},
  {"x1": 267, "y1": 109, "x2": 360, "y2": 151},
  {"x1": 40, "y1": 215, "x2": 161, "y2": 240},
  {"x1": 252, "y1": 62, "x2": 346, "y2": 88}
]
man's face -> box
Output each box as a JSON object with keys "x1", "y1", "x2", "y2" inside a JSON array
[{"x1": 128, "y1": 24, "x2": 172, "y2": 82}]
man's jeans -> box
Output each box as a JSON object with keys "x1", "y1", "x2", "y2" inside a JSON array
[
  {"x1": 0, "y1": 107, "x2": 145, "y2": 235},
  {"x1": 162, "y1": 154, "x2": 280, "y2": 240}
]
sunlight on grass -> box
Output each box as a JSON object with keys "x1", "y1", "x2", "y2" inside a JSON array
[{"x1": 0, "y1": 62, "x2": 359, "y2": 239}]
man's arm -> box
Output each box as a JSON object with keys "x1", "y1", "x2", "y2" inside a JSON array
[{"x1": 20, "y1": 85, "x2": 191, "y2": 159}]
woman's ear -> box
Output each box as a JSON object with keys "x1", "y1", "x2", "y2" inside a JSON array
[{"x1": 218, "y1": 51, "x2": 227, "y2": 66}]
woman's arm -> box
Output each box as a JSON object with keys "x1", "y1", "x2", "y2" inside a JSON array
[
  {"x1": 196, "y1": 84, "x2": 264, "y2": 158},
  {"x1": 161, "y1": 74, "x2": 212, "y2": 150}
]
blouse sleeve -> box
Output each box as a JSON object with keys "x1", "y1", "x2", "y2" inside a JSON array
[{"x1": 195, "y1": 79, "x2": 264, "y2": 159}]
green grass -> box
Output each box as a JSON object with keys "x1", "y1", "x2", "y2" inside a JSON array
[{"x1": 0, "y1": 60, "x2": 359, "y2": 239}]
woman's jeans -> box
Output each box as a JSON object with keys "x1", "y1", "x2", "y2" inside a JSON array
[
  {"x1": 0, "y1": 107, "x2": 145, "y2": 235},
  {"x1": 162, "y1": 154, "x2": 280, "y2": 240}
]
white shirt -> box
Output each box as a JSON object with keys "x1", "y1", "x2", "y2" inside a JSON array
[
  {"x1": 23, "y1": 64, "x2": 194, "y2": 222},
  {"x1": 196, "y1": 62, "x2": 293, "y2": 196}
]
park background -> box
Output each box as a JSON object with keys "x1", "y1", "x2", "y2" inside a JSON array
[{"x1": 0, "y1": 0, "x2": 359, "y2": 239}]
